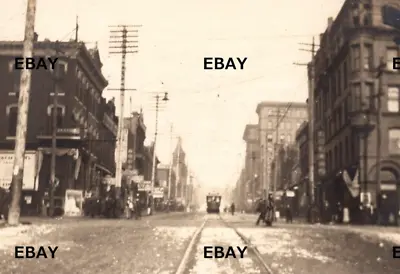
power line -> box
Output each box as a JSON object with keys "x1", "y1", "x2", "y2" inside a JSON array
[{"x1": 108, "y1": 24, "x2": 140, "y2": 194}]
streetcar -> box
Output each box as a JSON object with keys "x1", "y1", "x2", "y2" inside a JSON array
[{"x1": 206, "y1": 193, "x2": 221, "y2": 213}]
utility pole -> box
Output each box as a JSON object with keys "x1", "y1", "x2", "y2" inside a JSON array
[
  {"x1": 49, "y1": 41, "x2": 62, "y2": 217},
  {"x1": 294, "y1": 37, "x2": 318, "y2": 222},
  {"x1": 167, "y1": 123, "x2": 173, "y2": 200},
  {"x1": 75, "y1": 16, "x2": 79, "y2": 42},
  {"x1": 150, "y1": 92, "x2": 169, "y2": 214},
  {"x1": 308, "y1": 38, "x2": 316, "y2": 207},
  {"x1": 272, "y1": 108, "x2": 280, "y2": 200},
  {"x1": 108, "y1": 25, "x2": 139, "y2": 197},
  {"x1": 8, "y1": 0, "x2": 37, "y2": 226}
]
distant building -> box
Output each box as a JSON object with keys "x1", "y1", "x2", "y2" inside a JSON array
[
  {"x1": 242, "y1": 124, "x2": 261, "y2": 203},
  {"x1": 172, "y1": 137, "x2": 188, "y2": 202},
  {"x1": 157, "y1": 164, "x2": 175, "y2": 199},
  {"x1": 256, "y1": 101, "x2": 307, "y2": 194}
]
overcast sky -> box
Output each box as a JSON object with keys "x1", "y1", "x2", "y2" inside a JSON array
[{"x1": 2, "y1": 0, "x2": 345, "y2": 191}]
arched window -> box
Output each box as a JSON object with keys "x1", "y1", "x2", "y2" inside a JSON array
[
  {"x1": 388, "y1": 129, "x2": 400, "y2": 154},
  {"x1": 47, "y1": 104, "x2": 66, "y2": 131},
  {"x1": 6, "y1": 105, "x2": 18, "y2": 136}
]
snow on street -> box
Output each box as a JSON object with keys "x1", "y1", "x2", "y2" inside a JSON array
[
  {"x1": 1, "y1": 213, "x2": 400, "y2": 274},
  {"x1": 0, "y1": 224, "x2": 56, "y2": 251},
  {"x1": 224, "y1": 213, "x2": 400, "y2": 274},
  {"x1": 189, "y1": 226, "x2": 262, "y2": 274}
]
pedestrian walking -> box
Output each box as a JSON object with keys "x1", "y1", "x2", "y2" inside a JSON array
[
  {"x1": 256, "y1": 198, "x2": 266, "y2": 225},
  {"x1": 285, "y1": 204, "x2": 293, "y2": 223},
  {"x1": 230, "y1": 202, "x2": 235, "y2": 215}
]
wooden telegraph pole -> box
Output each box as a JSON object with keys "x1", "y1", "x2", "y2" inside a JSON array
[
  {"x1": 294, "y1": 37, "x2": 318, "y2": 222},
  {"x1": 8, "y1": 0, "x2": 37, "y2": 226},
  {"x1": 108, "y1": 25, "x2": 139, "y2": 197},
  {"x1": 150, "y1": 92, "x2": 168, "y2": 214}
]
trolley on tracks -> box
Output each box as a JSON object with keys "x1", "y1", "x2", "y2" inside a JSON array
[{"x1": 206, "y1": 193, "x2": 221, "y2": 214}]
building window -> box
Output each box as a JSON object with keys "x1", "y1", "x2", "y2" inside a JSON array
[
  {"x1": 351, "y1": 45, "x2": 360, "y2": 70},
  {"x1": 267, "y1": 134, "x2": 273, "y2": 142},
  {"x1": 267, "y1": 121, "x2": 272, "y2": 129},
  {"x1": 364, "y1": 83, "x2": 374, "y2": 109},
  {"x1": 287, "y1": 134, "x2": 292, "y2": 143},
  {"x1": 364, "y1": 44, "x2": 372, "y2": 70},
  {"x1": 7, "y1": 106, "x2": 18, "y2": 136},
  {"x1": 53, "y1": 60, "x2": 68, "y2": 78},
  {"x1": 387, "y1": 49, "x2": 398, "y2": 71},
  {"x1": 388, "y1": 87, "x2": 399, "y2": 112},
  {"x1": 353, "y1": 83, "x2": 361, "y2": 111},
  {"x1": 388, "y1": 129, "x2": 400, "y2": 154},
  {"x1": 47, "y1": 105, "x2": 65, "y2": 131}
]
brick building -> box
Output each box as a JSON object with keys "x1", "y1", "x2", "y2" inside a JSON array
[
  {"x1": 290, "y1": 121, "x2": 310, "y2": 217},
  {"x1": 242, "y1": 124, "x2": 261, "y2": 204},
  {"x1": 256, "y1": 101, "x2": 307, "y2": 195},
  {"x1": 0, "y1": 37, "x2": 116, "y2": 214},
  {"x1": 157, "y1": 164, "x2": 176, "y2": 199},
  {"x1": 313, "y1": 0, "x2": 400, "y2": 223}
]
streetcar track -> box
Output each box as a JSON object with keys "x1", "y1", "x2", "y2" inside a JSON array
[{"x1": 175, "y1": 214, "x2": 274, "y2": 274}]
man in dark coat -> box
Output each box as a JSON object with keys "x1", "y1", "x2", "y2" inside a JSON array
[{"x1": 256, "y1": 198, "x2": 267, "y2": 225}]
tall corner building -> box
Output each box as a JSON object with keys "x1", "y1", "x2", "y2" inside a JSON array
[
  {"x1": 256, "y1": 102, "x2": 307, "y2": 195},
  {"x1": 313, "y1": 0, "x2": 400, "y2": 223}
]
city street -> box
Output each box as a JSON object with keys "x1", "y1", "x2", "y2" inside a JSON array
[{"x1": 1, "y1": 212, "x2": 400, "y2": 273}]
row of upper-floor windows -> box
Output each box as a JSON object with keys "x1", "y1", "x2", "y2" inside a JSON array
[
  {"x1": 266, "y1": 133, "x2": 294, "y2": 145},
  {"x1": 6, "y1": 59, "x2": 103, "y2": 121},
  {"x1": 5, "y1": 105, "x2": 100, "y2": 138},
  {"x1": 266, "y1": 120, "x2": 303, "y2": 131},
  {"x1": 263, "y1": 108, "x2": 307, "y2": 119},
  {"x1": 75, "y1": 66, "x2": 102, "y2": 120},
  {"x1": 325, "y1": 129, "x2": 400, "y2": 174},
  {"x1": 318, "y1": 84, "x2": 400, "y2": 141},
  {"x1": 317, "y1": 46, "x2": 400, "y2": 117},
  {"x1": 326, "y1": 134, "x2": 358, "y2": 174},
  {"x1": 351, "y1": 45, "x2": 399, "y2": 72}
]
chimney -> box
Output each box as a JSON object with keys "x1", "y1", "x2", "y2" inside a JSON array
[
  {"x1": 33, "y1": 32, "x2": 38, "y2": 42},
  {"x1": 319, "y1": 33, "x2": 323, "y2": 44},
  {"x1": 327, "y1": 17, "x2": 333, "y2": 28}
]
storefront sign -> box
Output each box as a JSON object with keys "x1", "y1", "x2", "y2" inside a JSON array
[
  {"x1": 57, "y1": 128, "x2": 80, "y2": 135},
  {"x1": 138, "y1": 180, "x2": 151, "y2": 191},
  {"x1": 153, "y1": 187, "x2": 164, "y2": 198},
  {"x1": 0, "y1": 151, "x2": 37, "y2": 190},
  {"x1": 285, "y1": 190, "x2": 295, "y2": 197}
]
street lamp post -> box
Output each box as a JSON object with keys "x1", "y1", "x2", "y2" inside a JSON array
[{"x1": 149, "y1": 92, "x2": 169, "y2": 215}]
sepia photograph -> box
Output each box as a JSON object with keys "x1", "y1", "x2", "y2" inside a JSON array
[{"x1": 0, "y1": 0, "x2": 400, "y2": 273}]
